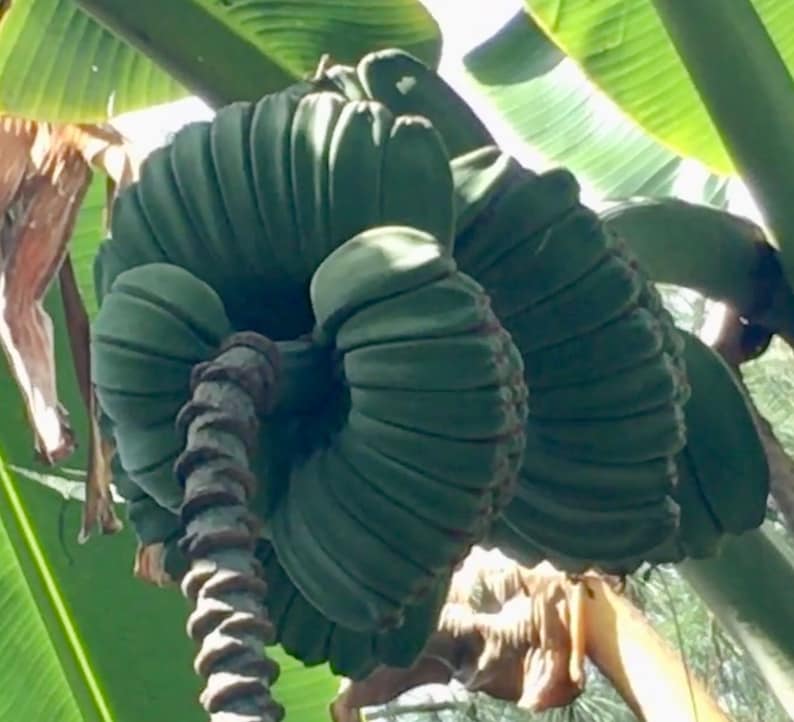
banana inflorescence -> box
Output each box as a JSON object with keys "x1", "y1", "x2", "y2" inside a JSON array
[{"x1": 89, "y1": 47, "x2": 769, "y2": 722}]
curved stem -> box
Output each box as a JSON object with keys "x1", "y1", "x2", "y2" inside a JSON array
[
  {"x1": 602, "y1": 200, "x2": 794, "y2": 345},
  {"x1": 584, "y1": 577, "x2": 731, "y2": 722},
  {"x1": 679, "y1": 525, "x2": 794, "y2": 716},
  {"x1": 175, "y1": 332, "x2": 283, "y2": 722}
]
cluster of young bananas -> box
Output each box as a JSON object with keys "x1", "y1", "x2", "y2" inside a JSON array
[
  {"x1": 89, "y1": 47, "x2": 769, "y2": 686},
  {"x1": 91, "y1": 50, "x2": 528, "y2": 680},
  {"x1": 257, "y1": 539, "x2": 450, "y2": 679},
  {"x1": 650, "y1": 330, "x2": 769, "y2": 561},
  {"x1": 445, "y1": 147, "x2": 687, "y2": 572},
  {"x1": 322, "y1": 49, "x2": 768, "y2": 574}
]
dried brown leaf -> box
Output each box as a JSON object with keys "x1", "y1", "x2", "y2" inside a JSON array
[
  {"x1": 58, "y1": 255, "x2": 121, "y2": 539},
  {"x1": 338, "y1": 551, "x2": 591, "y2": 715},
  {"x1": 0, "y1": 115, "x2": 137, "y2": 484},
  {"x1": 0, "y1": 117, "x2": 90, "y2": 462},
  {"x1": 79, "y1": 390, "x2": 121, "y2": 541},
  {"x1": 67, "y1": 122, "x2": 139, "y2": 211}
]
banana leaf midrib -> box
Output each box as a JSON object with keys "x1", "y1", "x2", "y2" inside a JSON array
[
  {"x1": 75, "y1": 0, "x2": 441, "y2": 110},
  {"x1": 75, "y1": 0, "x2": 295, "y2": 108}
]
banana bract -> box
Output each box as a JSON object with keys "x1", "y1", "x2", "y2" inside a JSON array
[{"x1": 89, "y1": 49, "x2": 768, "y2": 681}]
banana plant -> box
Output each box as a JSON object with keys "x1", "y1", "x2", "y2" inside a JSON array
[
  {"x1": 0, "y1": 2, "x2": 440, "y2": 721},
  {"x1": 461, "y1": 1, "x2": 794, "y2": 714},
  {"x1": 2, "y1": 0, "x2": 794, "y2": 720}
]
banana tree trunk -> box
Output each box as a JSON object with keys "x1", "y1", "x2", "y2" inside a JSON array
[
  {"x1": 583, "y1": 578, "x2": 730, "y2": 722},
  {"x1": 679, "y1": 523, "x2": 794, "y2": 718}
]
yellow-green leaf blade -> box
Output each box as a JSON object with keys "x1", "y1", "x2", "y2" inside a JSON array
[
  {"x1": 462, "y1": 11, "x2": 728, "y2": 201},
  {"x1": 1, "y1": 0, "x2": 439, "y2": 122},
  {"x1": 76, "y1": 0, "x2": 441, "y2": 109},
  {"x1": 0, "y1": 480, "x2": 85, "y2": 722},
  {"x1": 524, "y1": 0, "x2": 794, "y2": 173},
  {"x1": 0, "y1": 0, "x2": 184, "y2": 121}
]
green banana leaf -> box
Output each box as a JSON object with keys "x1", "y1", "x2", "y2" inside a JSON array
[
  {"x1": 0, "y1": 285, "x2": 205, "y2": 722},
  {"x1": 74, "y1": 0, "x2": 440, "y2": 112},
  {"x1": 0, "y1": 466, "x2": 86, "y2": 722},
  {"x1": 679, "y1": 524, "x2": 794, "y2": 714},
  {"x1": 522, "y1": 0, "x2": 794, "y2": 175},
  {"x1": 0, "y1": 0, "x2": 184, "y2": 121},
  {"x1": 0, "y1": 180, "x2": 339, "y2": 721},
  {"x1": 461, "y1": 11, "x2": 729, "y2": 202},
  {"x1": 0, "y1": 0, "x2": 439, "y2": 123}
]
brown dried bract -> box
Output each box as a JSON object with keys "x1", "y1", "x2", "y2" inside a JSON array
[
  {"x1": 441, "y1": 552, "x2": 587, "y2": 712},
  {"x1": 332, "y1": 550, "x2": 593, "y2": 720},
  {"x1": 0, "y1": 117, "x2": 90, "y2": 463},
  {"x1": 0, "y1": 115, "x2": 136, "y2": 537}
]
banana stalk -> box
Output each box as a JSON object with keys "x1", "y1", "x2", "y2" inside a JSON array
[
  {"x1": 175, "y1": 332, "x2": 284, "y2": 722},
  {"x1": 678, "y1": 523, "x2": 794, "y2": 717},
  {"x1": 584, "y1": 577, "x2": 730, "y2": 722}
]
